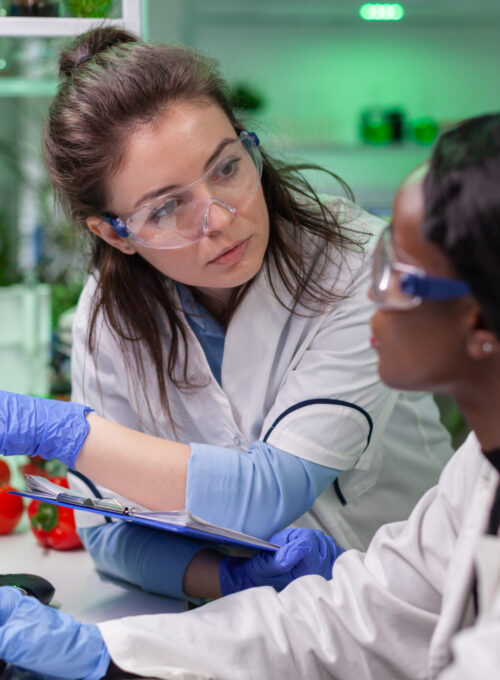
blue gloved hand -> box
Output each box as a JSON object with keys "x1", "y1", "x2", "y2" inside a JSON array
[
  {"x1": 0, "y1": 586, "x2": 110, "y2": 680},
  {"x1": 0, "y1": 391, "x2": 92, "y2": 469},
  {"x1": 219, "y1": 527, "x2": 344, "y2": 595}
]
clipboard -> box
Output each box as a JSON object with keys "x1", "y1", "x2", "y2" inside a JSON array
[{"x1": 11, "y1": 475, "x2": 278, "y2": 552}]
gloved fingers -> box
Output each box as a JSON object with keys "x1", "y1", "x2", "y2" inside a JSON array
[
  {"x1": 318, "y1": 533, "x2": 333, "y2": 563},
  {"x1": 251, "y1": 537, "x2": 312, "y2": 577},
  {"x1": 306, "y1": 531, "x2": 341, "y2": 562},
  {"x1": 292, "y1": 534, "x2": 344, "y2": 580},
  {"x1": 269, "y1": 529, "x2": 345, "y2": 574},
  {"x1": 263, "y1": 529, "x2": 333, "y2": 577},
  {"x1": 0, "y1": 586, "x2": 24, "y2": 624},
  {"x1": 274, "y1": 538, "x2": 313, "y2": 569},
  {"x1": 268, "y1": 527, "x2": 302, "y2": 546},
  {"x1": 0, "y1": 587, "x2": 110, "y2": 680},
  {"x1": 246, "y1": 550, "x2": 282, "y2": 578},
  {"x1": 221, "y1": 529, "x2": 346, "y2": 596}
]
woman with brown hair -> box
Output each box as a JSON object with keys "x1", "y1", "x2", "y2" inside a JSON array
[{"x1": 40, "y1": 26, "x2": 450, "y2": 599}]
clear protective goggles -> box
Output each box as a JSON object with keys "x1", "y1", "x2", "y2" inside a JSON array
[
  {"x1": 103, "y1": 131, "x2": 263, "y2": 250},
  {"x1": 371, "y1": 225, "x2": 471, "y2": 310}
]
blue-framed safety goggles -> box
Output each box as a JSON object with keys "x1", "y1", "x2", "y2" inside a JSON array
[
  {"x1": 371, "y1": 225, "x2": 471, "y2": 310},
  {"x1": 102, "y1": 131, "x2": 262, "y2": 250}
]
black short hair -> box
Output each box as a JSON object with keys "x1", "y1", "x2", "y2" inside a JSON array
[{"x1": 423, "y1": 113, "x2": 500, "y2": 337}]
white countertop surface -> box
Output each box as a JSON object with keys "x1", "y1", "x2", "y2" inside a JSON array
[{"x1": 1, "y1": 525, "x2": 187, "y2": 624}]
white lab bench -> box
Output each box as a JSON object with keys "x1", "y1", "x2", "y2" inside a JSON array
[{"x1": 1, "y1": 526, "x2": 187, "y2": 624}]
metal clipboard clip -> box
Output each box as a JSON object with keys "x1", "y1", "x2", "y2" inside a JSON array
[{"x1": 56, "y1": 492, "x2": 137, "y2": 516}]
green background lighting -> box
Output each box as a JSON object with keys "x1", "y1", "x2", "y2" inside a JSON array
[{"x1": 359, "y1": 4, "x2": 405, "y2": 21}]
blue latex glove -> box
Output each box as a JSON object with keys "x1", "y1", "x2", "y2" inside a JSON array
[
  {"x1": 0, "y1": 586, "x2": 110, "y2": 680},
  {"x1": 0, "y1": 391, "x2": 92, "y2": 469},
  {"x1": 219, "y1": 527, "x2": 344, "y2": 595}
]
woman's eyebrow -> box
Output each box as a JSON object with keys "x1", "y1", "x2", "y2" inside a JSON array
[
  {"x1": 133, "y1": 137, "x2": 237, "y2": 209},
  {"x1": 203, "y1": 137, "x2": 237, "y2": 171},
  {"x1": 134, "y1": 183, "x2": 179, "y2": 208}
]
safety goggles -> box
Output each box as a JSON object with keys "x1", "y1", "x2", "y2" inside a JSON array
[
  {"x1": 371, "y1": 225, "x2": 471, "y2": 310},
  {"x1": 103, "y1": 131, "x2": 262, "y2": 250}
]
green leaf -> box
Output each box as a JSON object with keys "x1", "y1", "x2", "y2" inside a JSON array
[{"x1": 31, "y1": 503, "x2": 58, "y2": 532}]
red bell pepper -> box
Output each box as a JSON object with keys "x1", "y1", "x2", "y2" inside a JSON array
[
  {"x1": 0, "y1": 460, "x2": 10, "y2": 485},
  {"x1": 28, "y1": 476, "x2": 83, "y2": 550},
  {"x1": 20, "y1": 454, "x2": 51, "y2": 479},
  {"x1": 0, "y1": 484, "x2": 24, "y2": 535}
]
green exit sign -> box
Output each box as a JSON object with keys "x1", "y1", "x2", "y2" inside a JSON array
[{"x1": 359, "y1": 3, "x2": 405, "y2": 20}]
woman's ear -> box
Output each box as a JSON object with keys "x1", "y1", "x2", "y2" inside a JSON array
[
  {"x1": 466, "y1": 329, "x2": 500, "y2": 360},
  {"x1": 464, "y1": 300, "x2": 500, "y2": 359},
  {"x1": 86, "y1": 216, "x2": 136, "y2": 255}
]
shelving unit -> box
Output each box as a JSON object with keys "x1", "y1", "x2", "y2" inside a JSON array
[
  {"x1": 0, "y1": 0, "x2": 145, "y2": 37},
  {"x1": 0, "y1": 76, "x2": 57, "y2": 96},
  {"x1": 0, "y1": 0, "x2": 146, "y2": 395},
  {"x1": 0, "y1": 1, "x2": 147, "y2": 98}
]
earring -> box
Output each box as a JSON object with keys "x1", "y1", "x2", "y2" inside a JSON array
[
  {"x1": 123, "y1": 245, "x2": 134, "y2": 253},
  {"x1": 482, "y1": 341, "x2": 493, "y2": 353}
]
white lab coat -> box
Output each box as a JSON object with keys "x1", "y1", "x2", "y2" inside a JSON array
[
  {"x1": 98, "y1": 432, "x2": 500, "y2": 679},
  {"x1": 71, "y1": 198, "x2": 451, "y2": 549}
]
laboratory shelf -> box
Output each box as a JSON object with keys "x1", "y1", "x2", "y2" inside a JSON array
[
  {"x1": 0, "y1": 0, "x2": 143, "y2": 37},
  {"x1": 0, "y1": 76, "x2": 58, "y2": 96},
  {"x1": 0, "y1": 16, "x2": 136, "y2": 37}
]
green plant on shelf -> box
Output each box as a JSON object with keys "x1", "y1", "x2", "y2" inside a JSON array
[
  {"x1": 229, "y1": 82, "x2": 266, "y2": 114},
  {"x1": 65, "y1": 0, "x2": 117, "y2": 18},
  {"x1": 0, "y1": 210, "x2": 22, "y2": 286},
  {"x1": 0, "y1": 136, "x2": 23, "y2": 286},
  {"x1": 34, "y1": 214, "x2": 86, "y2": 326},
  {"x1": 50, "y1": 279, "x2": 82, "y2": 329}
]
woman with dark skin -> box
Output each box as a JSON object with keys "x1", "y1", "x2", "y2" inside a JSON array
[{"x1": 1, "y1": 113, "x2": 499, "y2": 679}]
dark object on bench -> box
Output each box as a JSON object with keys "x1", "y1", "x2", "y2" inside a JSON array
[
  {"x1": 0, "y1": 573, "x2": 55, "y2": 605},
  {"x1": 0, "y1": 574, "x2": 56, "y2": 677}
]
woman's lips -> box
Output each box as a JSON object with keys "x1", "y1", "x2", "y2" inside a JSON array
[
  {"x1": 209, "y1": 237, "x2": 251, "y2": 265},
  {"x1": 370, "y1": 334, "x2": 380, "y2": 349}
]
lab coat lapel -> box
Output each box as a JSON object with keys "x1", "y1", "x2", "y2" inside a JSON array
[
  {"x1": 169, "y1": 286, "x2": 243, "y2": 446},
  {"x1": 221, "y1": 264, "x2": 293, "y2": 443},
  {"x1": 475, "y1": 534, "x2": 500, "y2": 617},
  {"x1": 427, "y1": 464, "x2": 497, "y2": 678}
]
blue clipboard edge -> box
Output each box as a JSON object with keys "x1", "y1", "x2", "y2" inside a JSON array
[{"x1": 10, "y1": 490, "x2": 278, "y2": 553}]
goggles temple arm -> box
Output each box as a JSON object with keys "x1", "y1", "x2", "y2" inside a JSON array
[
  {"x1": 102, "y1": 213, "x2": 129, "y2": 239},
  {"x1": 246, "y1": 131, "x2": 260, "y2": 146},
  {"x1": 400, "y1": 273, "x2": 471, "y2": 300}
]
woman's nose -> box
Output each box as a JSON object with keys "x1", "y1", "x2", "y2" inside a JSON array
[{"x1": 203, "y1": 198, "x2": 236, "y2": 234}]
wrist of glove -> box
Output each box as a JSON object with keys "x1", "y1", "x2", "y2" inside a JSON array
[
  {"x1": 0, "y1": 390, "x2": 93, "y2": 469},
  {"x1": 0, "y1": 586, "x2": 110, "y2": 680},
  {"x1": 219, "y1": 527, "x2": 344, "y2": 596}
]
